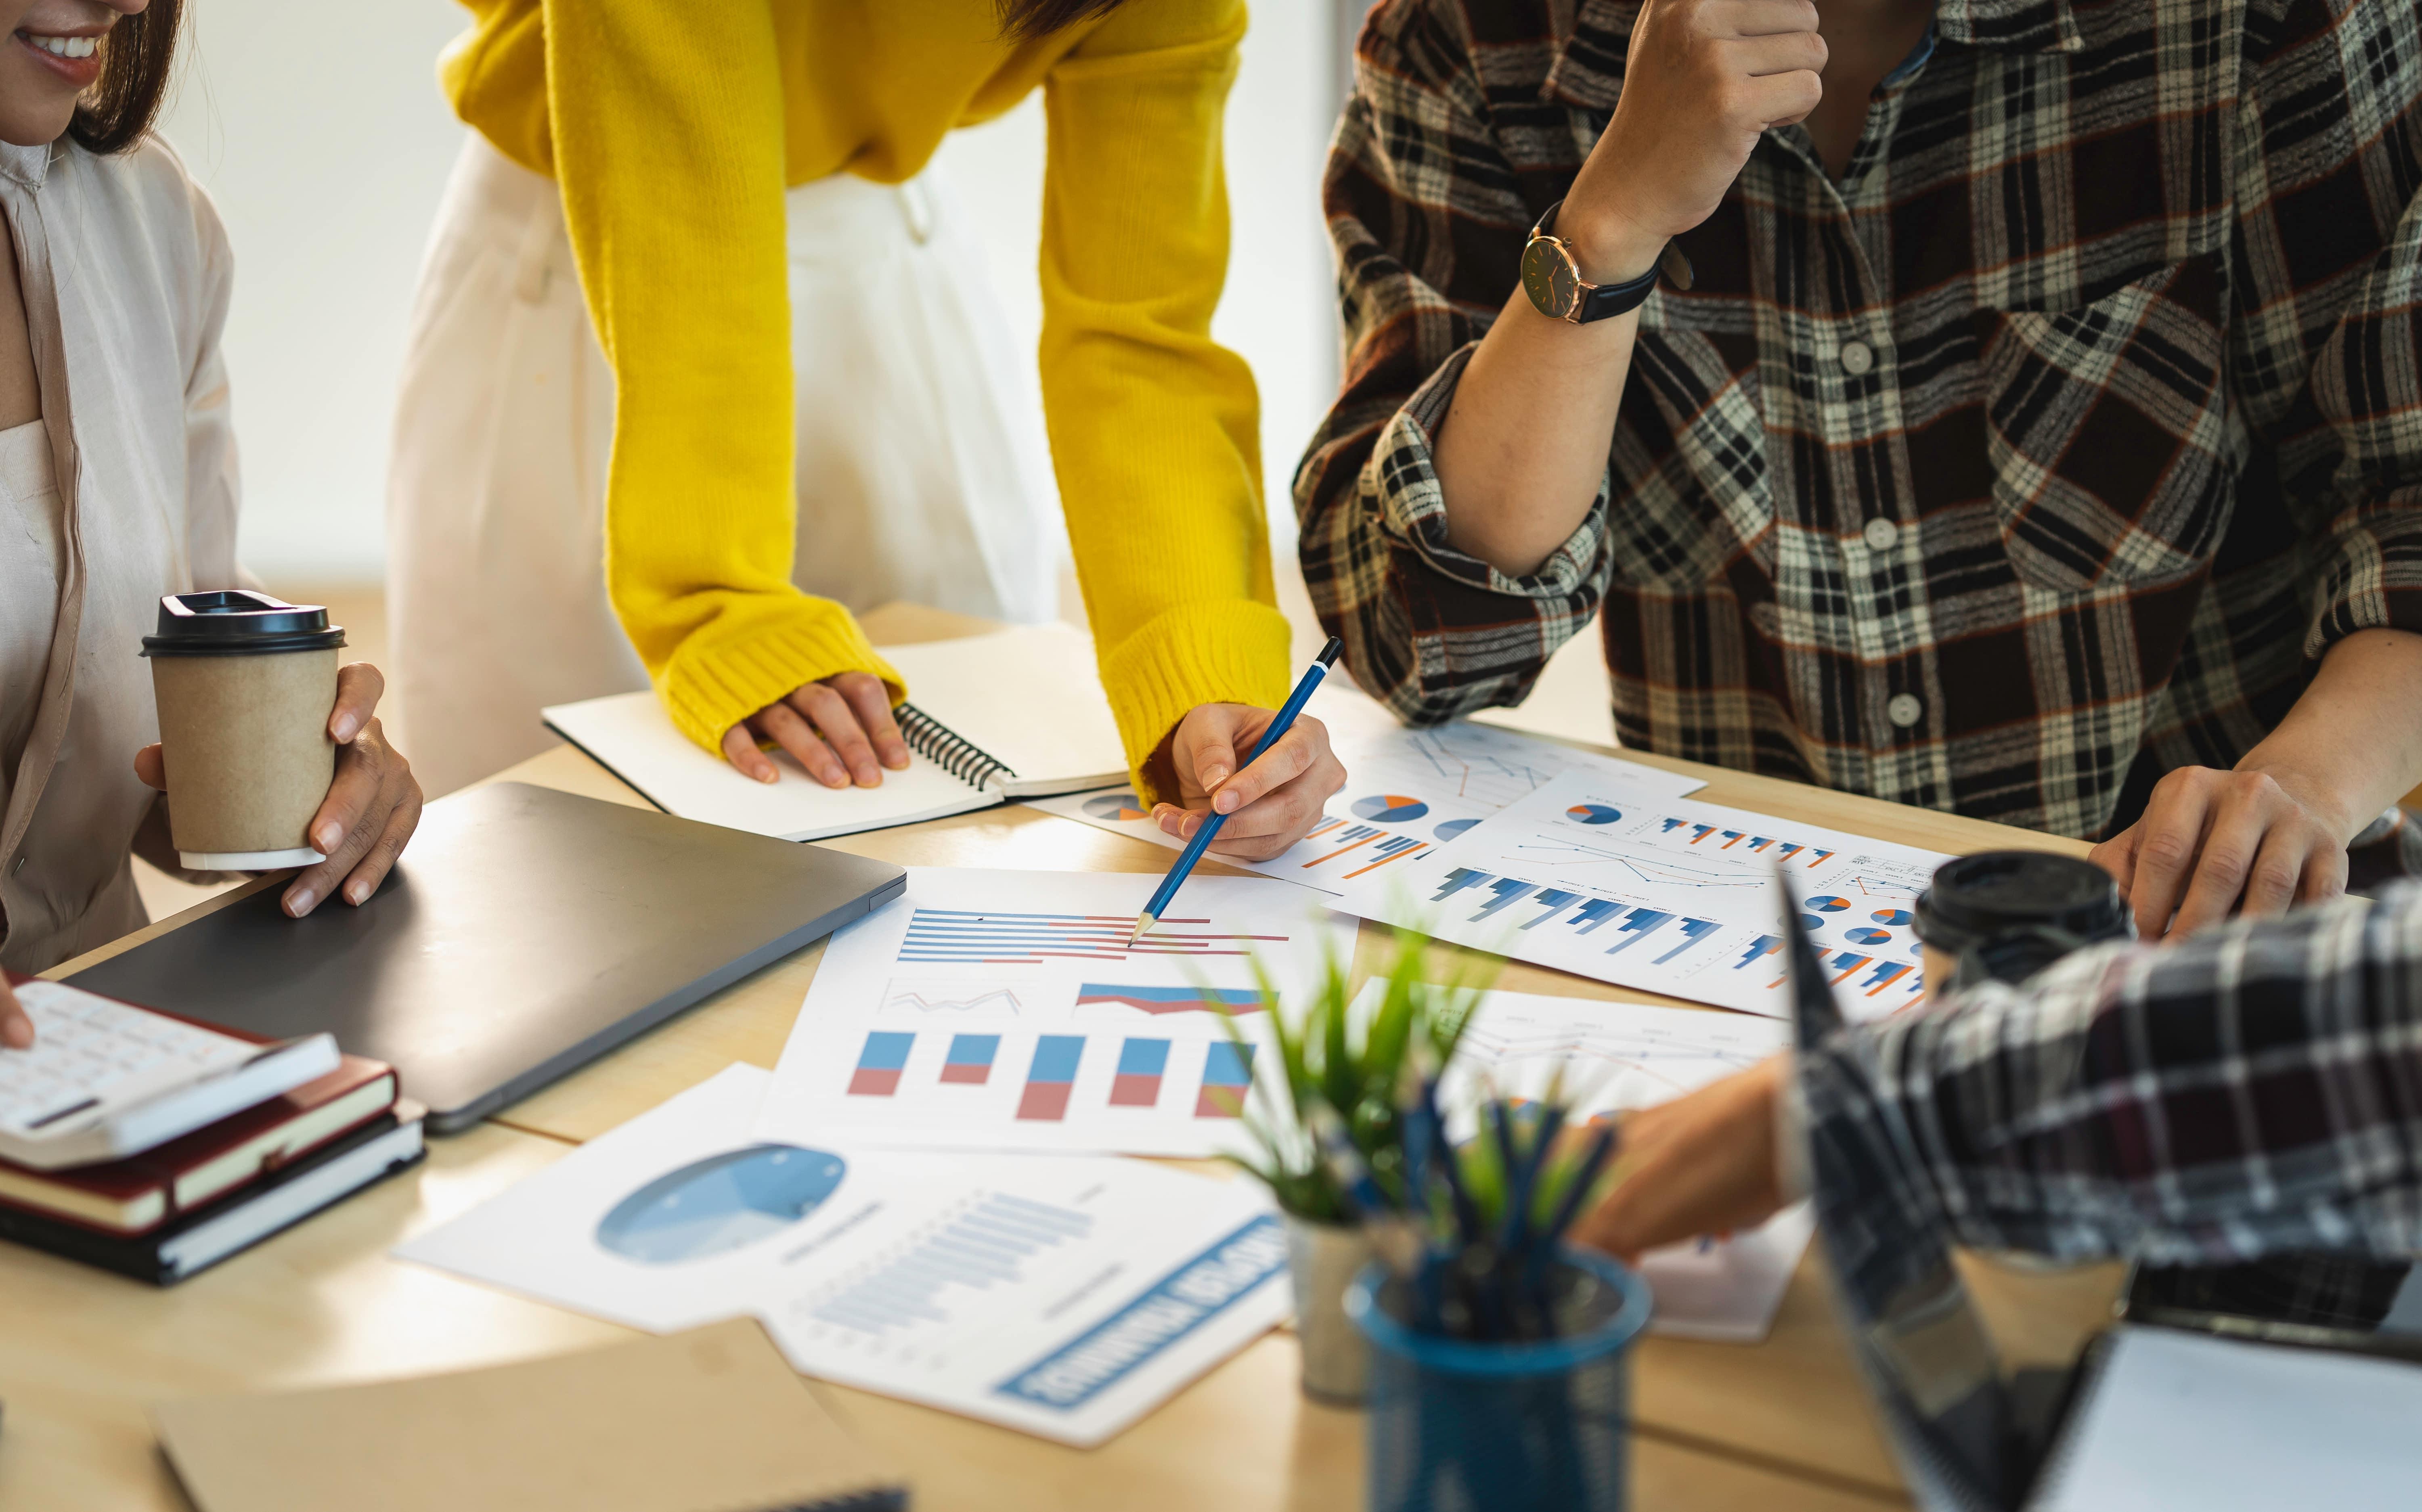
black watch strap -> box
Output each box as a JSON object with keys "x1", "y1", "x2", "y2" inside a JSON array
[{"x1": 1534, "y1": 199, "x2": 1691, "y2": 323}]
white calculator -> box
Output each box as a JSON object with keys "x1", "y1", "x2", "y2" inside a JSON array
[{"x1": 0, "y1": 978, "x2": 341, "y2": 1171}]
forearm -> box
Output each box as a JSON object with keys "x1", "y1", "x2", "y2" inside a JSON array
[
  {"x1": 2238, "y1": 627, "x2": 2422, "y2": 839},
  {"x1": 1810, "y1": 890, "x2": 2422, "y2": 1264},
  {"x1": 1433, "y1": 211, "x2": 1664, "y2": 577}
]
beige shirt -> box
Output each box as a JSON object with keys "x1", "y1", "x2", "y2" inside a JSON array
[{"x1": 0, "y1": 134, "x2": 241, "y2": 973}]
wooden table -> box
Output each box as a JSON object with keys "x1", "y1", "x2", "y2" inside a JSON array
[{"x1": 0, "y1": 607, "x2": 2123, "y2": 1510}]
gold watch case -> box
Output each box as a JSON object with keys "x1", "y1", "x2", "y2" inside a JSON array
[{"x1": 1520, "y1": 234, "x2": 1586, "y2": 322}]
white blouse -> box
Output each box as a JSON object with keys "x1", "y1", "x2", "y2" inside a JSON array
[{"x1": 0, "y1": 133, "x2": 242, "y2": 973}]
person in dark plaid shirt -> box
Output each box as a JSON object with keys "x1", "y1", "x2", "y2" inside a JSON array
[
  {"x1": 1575, "y1": 882, "x2": 2422, "y2": 1274},
  {"x1": 1296, "y1": 0, "x2": 2422, "y2": 940}
]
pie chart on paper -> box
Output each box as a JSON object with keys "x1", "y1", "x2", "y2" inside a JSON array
[
  {"x1": 1435, "y1": 817, "x2": 1479, "y2": 841},
  {"x1": 1352, "y1": 794, "x2": 1431, "y2": 823},
  {"x1": 1083, "y1": 792, "x2": 1152, "y2": 822},
  {"x1": 1565, "y1": 804, "x2": 1624, "y2": 825},
  {"x1": 1847, "y1": 927, "x2": 1893, "y2": 945},
  {"x1": 1806, "y1": 896, "x2": 1850, "y2": 912}
]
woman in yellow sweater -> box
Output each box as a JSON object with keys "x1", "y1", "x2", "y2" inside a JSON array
[{"x1": 388, "y1": 0, "x2": 1341, "y2": 856}]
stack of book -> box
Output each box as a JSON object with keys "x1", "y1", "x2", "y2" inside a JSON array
[{"x1": 0, "y1": 972, "x2": 424, "y2": 1284}]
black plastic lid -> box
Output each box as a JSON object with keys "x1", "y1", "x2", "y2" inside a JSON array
[
  {"x1": 1913, "y1": 850, "x2": 2127, "y2": 955},
  {"x1": 140, "y1": 591, "x2": 346, "y2": 657}
]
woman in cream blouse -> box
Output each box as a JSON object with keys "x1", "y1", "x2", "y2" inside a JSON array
[{"x1": 0, "y1": 0, "x2": 421, "y2": 1046}]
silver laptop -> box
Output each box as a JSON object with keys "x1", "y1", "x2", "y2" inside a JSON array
[{"x1": 71, "y1": 783, "x2": 905, "y2": 1133}]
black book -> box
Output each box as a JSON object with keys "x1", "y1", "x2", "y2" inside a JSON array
[{"x1": 0, "y1": 1108, "x2": 425, "y2": 1285}]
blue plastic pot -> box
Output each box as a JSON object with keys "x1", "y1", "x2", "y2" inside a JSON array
[{"x1": 1346, "y1": 1248, "x2": 1653, "y2": 1512}]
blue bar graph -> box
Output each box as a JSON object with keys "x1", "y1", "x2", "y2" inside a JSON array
[
  {"x1": 1431, "y1": 868, "x2": 1494, "y2": 902},
  {"x1": 1600, "y1": 909, "x2": 1675, "y2": 956},
  {"x1": 1571, "y1": 898, "x2": 1627, "y2": 933},
  {"x1": 1469, "y1": 878, "x2": 1539, "y2": 920},
  {"x1": 1653, "y1": 917, "x2": 1722, "y2": 964},
  {"x1": 1519, "y1": 888, "x2": 1585, "y2": 928},
  {"x1": 809, "y1": 1192, "x2": 1094, "y2": 1336},
  {"x1": 1733, "y1": 934, "x2": 1782, "y2": 970}
]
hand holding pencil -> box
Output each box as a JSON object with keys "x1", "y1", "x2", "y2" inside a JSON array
[{"x1": 1135, "y1": 639, "x2": 1347, "y2": 939}]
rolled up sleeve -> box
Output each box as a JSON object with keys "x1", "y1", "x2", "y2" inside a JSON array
[{"x1": 1293, "y1": 18, "x2": 1609, "y2": 728}]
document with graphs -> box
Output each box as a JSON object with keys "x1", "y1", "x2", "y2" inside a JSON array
[
  {"x1": 396, "y1": 1066, "x2": 1289, "y2": 1447},
  {"x1": 757, "y1": 869, "x2": 1356, "y2": 1158},
  {"x1": 1337, "y1": 771, "x2": 1953, "y2": 1020}
]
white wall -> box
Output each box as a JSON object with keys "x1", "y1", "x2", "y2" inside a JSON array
[
  {"x1": 157, "y1": 1, "x2": 1335, "y2": 586},
  {"x1": 931, "y1": 0, "x2": 1340, "y2": 552},
  {"x1": 157, "y1": 0, "x2": 468, "y2": 585}
]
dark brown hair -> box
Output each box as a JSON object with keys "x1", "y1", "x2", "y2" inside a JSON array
[
  {"x1": 997, "y1": 0, "x2": 1129, "y2": 42},
  {"x1": 69, "y1": 0, "x2": 182, "y2": 155}
]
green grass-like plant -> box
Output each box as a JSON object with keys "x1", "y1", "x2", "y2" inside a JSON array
[{"x1": 1217, "y1": 929, "x2": 1491, "y2": 1225}]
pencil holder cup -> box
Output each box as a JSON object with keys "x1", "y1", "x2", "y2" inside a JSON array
[
  {"x1": 1347, "y1": 1248, "x2": 1652, "y2": 1512},
  {"x1": 1286, "y1": 1215, "x2": 1374, "y2": 1403}
]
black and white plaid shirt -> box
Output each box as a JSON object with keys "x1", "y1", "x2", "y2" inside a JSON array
[
  {"x1": 1296, "y1": 0, "x2": 2422, "y2": 840},
  {"x1": 1798, "y1": 882, "x2": 2422, "y2": 1272}
]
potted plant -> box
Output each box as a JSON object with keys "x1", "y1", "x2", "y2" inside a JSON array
[{"x1": 1213, "y1": 933, "x2": 1487, "y2": 1404}]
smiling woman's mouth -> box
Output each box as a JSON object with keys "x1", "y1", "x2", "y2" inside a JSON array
[{"x1": 21, "y1": 33, "x2": 97, "y2": 59}]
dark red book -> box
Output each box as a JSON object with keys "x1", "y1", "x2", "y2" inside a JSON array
[{"x1": 0, "y1": 1055, "x2": 398, "y2": 1234}]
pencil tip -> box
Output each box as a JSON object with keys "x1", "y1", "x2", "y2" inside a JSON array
[{"x1": 1128, "y1": 912, "x2": 1155, "y2": 945}]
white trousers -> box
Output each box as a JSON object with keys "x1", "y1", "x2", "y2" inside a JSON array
[{"x1": 387, "y1": 137, "x2": 1063, "y2": 796}]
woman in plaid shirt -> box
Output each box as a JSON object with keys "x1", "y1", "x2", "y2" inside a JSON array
[{"x1": 1297, "y1": 0, "x2": 2422, "y2": 939}]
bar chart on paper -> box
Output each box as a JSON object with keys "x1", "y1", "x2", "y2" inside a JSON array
[
  {"x1": 758, "y1": 869, "x2": 1354, "y2": 1157},
  {"x1": 1029, "y1": 699, "x2": 1706, "y2": 896},
  {"x1": 1338, "y1": 773, "x2": 1949, "y2": 1020}
]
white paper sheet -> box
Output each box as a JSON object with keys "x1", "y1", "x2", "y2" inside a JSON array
[
  {"x1": 394, "y1": 1066, "x2": 1289, "y2": 1447},
  {"x1": 1339, "y1": 771, "x2": 1952, "y2": 1020},
  {"x1": 1399, "y1": 986, "x2": 1810, "y2": 1343},
  {"x1": 757, "y1": 869, "x2": 1359, "y2": 1158},
  {"x1": 1028, "y1": 693, "x2": 1705, "y2": 897},
  {"x1": 2032, "y1": 1325, "x2": 2422, "y2": 1510}
]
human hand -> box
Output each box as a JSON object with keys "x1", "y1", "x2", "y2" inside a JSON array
[
  {"x1": 1571, "y1": 1056, "x2": 1787, "y2": 1263},
  {"x1": 721, "y1": 672, "x2": 909, "y2": 790},
  {"x1": 1146, "y1": 704, "x2": 1347, "y2": 863},
  {"x1": 1561, "y1": 0, "x2": 1826, "y2": 276},
  {"x1": 2089, "y1": 766, "x2": 2352, "y2": 941},
  {"x1": 136, "y1": 663, "x2": 424, "y2": 918},
  {"x1": 0, "y1": 976, "x2": 29, "y2": 1050}
]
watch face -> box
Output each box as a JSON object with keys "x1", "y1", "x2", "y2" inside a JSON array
[{"x1": 1522, "y1": 237, "x2": 1580, "y2": 320}]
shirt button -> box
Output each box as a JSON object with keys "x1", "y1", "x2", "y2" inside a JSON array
[
  {"x1": 1839, "y1": 339, "x2": 1875, "y2": 376},
  {"x1": 1862, "y1": 517, "x2": 1900, "y2": 551},
  {"x1": 1887, "y1": 693, "x2": 1924, "y2": 729}
]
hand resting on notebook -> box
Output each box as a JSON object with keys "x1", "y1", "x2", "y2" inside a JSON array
[
  {"x1": 133, "y1": 662, "x2": 424, "y2": 922},
  {"x1": 721, "y1": 671, "x2": 911, "y2": 790},
  {"x1": 1146, "y1": 703, "x2": 1346, "y2": 861}
]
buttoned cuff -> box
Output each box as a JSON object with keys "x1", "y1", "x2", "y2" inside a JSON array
[{"x1": 1366, "y1": 341, "x2": 1613, "y2": 601}]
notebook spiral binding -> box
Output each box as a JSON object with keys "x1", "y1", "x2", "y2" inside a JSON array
[{"x1": 895, "y1": 703, "x2": 1019, "y2": 792}]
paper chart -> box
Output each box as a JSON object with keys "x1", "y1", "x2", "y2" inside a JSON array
[
  {"x1": 758, "y1": 869, "x2": 1357, "y2": 1158},
  {"x1": 1029, "y1": 695, "x2": 1705, "y2": 897},
  {"x1": 396, "y1": 1066, "x2": 1288, "y2": 1447},
  {"x1": 1340, "y1": 772, "x2": 1951, "y2": 1020},
  {"x1": 1409, "y1": 987, "x2": 1810, "y2": 1343}
]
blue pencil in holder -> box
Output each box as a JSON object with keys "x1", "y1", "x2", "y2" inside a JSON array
[{"x1": 1347, "y1": 1248, "x2": 1653, "y2": 1512}]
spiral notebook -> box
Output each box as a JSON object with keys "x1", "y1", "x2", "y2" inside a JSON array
[{"x1": 542, "y1": 623, "x2": 1127, "y2": 842}]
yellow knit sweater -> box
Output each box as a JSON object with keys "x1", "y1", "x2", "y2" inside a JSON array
[{"x1": 440, "y1": 0, "x2": 1290, "y2": 795}]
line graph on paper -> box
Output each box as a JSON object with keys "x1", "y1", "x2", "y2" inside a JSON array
[{"x1": 883, "y1": 982, "x2": 1027, "y2": 1018}]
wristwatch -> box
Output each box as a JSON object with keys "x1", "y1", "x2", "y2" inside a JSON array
[{"x1": 1519, "y1": 199, "x2": 1693, "y2": 323}]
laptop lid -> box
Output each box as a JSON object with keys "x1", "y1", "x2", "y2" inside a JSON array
[{"x1": 71, "y1": 783, "x2": 906, "y2": 1134}]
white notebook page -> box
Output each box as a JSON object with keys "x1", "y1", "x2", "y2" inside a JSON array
[{"x1": 882, "y1": 624, "x2": 1125, "y2": 795}]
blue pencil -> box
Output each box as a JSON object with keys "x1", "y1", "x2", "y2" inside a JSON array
[{"x1": 1129, "y1": 636, "x2": 1344, "y2": 941}]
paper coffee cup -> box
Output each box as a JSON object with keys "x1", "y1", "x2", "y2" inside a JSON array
[{"x1": 142, "y1": 591, "x2": 347, "y2": 870}]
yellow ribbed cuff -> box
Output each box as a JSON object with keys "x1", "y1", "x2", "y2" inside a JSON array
[
  {"x1": 658, "y1": 598, "x2": 906, "y2": 754},
  {"x1": 1100, "y1": 599, "x2": 1296, "y2": 805}
]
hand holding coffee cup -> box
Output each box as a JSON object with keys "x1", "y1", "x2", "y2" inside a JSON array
[{"x1": 136, "y1": 591, "x2": 423, "y2": 919}]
